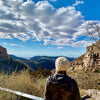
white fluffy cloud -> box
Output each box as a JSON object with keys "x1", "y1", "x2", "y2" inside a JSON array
[
  {"x1": 0, "y1": 0, "x2": 99, "y2": 47},
  {"x1": 73, "y1": 0, "x2": 84, "y2": 6}
]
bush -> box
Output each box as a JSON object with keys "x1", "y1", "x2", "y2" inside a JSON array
[
  {"x1": 0, "y1": 68, "x2": 49, "y2": 100},
  {"x1": 0, "y1": 69, "x2": 36, "y2": 100}
]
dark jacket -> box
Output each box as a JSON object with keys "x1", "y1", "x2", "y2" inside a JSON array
[{"x1": 44, "y1": 73, "x2": 81, "y2": 100}]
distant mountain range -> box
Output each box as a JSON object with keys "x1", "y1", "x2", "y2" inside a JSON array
[
  {"x1": 10, "y1": 55, "x2": 27, "y2": 61},
  {"x1": 9, "y1": 55, "x2": 75, "y2": 70},
  {"x1": 0, "y1": 45, "x2": 75, "y2": 73}
]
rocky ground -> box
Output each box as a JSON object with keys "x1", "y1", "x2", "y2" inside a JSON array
[
  {"x1": 67, "y1": 70, "x2": 100, "y2": 100},
  {"x1": 81, "y1": 89, "x2": 100, "y2": 100}
]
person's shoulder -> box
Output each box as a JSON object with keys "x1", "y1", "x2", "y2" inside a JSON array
[
  {"x1": 70, "y1": 78, "x2": 77, "y2": 83},
  {"x1": 48, "y1": 74, "x2": 57, "y2": 80},
  {"x1": 47, "y1": 75, "x2": 53, "y2": 80},
  {"x1": 46, "y1": 75, "x2": 56, "y2": 86},
  {"x1": 66, "y1": 75, "x2": 77, "y2": 85},
  {"x1": 46, "y1": 75, "x2": 54, "y2": 82}
]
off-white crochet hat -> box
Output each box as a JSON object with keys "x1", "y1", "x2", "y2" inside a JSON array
[{"x1": 55, "y1": 57, "x2": 69, "y2": 72}]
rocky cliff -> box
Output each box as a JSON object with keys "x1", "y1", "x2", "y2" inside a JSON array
[
  {"x1": 69, "y1": 40, "x2": 100, "y2": 71},
  {"x1": 0, "y1": 46, "x2": 11, "y2": 61},
  {"x1": 0, "y1": 46, "x2": 31, "y2": 73}
]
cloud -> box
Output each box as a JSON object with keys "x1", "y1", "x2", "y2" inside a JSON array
[
  {"x1": 73, "y1": 0, "x2": 84, "y2": 6},
  {"x1": 3, "y1": 43, "x2": 24, "y2": 47},
  {"x1": 0, "y1": 0, "x2": 99, "y2": 47},
  {"x1": 10, "y1": 44, "x2": 24, "y2": 47},
  {"x1": 57, "y1": 47, "x2": 64, "y2": 49},
  {"x1": 4, "y1": 43, "x2": 8, "y2": 45},
  {"x1": 71, "y1": 40, "x2": 93, "y2": 47},
  {"x1": 48, "y1": 47, "x2": 54, "y2": 49},
  {"x1": 49, "y1": 0, "x2": 57, "y2": 2}
]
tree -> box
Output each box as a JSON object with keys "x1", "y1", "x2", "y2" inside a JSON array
[
  {"x1": 44, "y1": 68, "x2": 51, "y2": 77},
  {"x1": 87, "y1": 22, "x2": 100, "y2": 42},
  {"x1": 87, "y1": 22, "x2": 100, "y2": 49}
]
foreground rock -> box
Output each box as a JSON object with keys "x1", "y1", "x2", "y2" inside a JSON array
[{"x1": 82, "y1": 89, "x2": 100, "y2": 100}]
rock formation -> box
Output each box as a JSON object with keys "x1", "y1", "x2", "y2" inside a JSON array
[
  {"x1": 69, "y1": 40, "x2": 100, "y2": 71},
  {"x1": 0, "y1": 46, "x2": 11, "y2": 61},
  {"x1": 0, "y1": 45, "x2": 31, "y2": 73},
  {"x1": 81, "y1": 89, "x2": 100, "y2": 100}
]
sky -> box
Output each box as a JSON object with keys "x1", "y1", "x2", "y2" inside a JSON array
[{"x1": 0, "y1": 0, "x2": 100, "y2": 58}]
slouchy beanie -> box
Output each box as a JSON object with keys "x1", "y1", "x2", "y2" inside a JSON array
[{"x1": 55, "y1": 57, "x2": 69, "y2": 72}]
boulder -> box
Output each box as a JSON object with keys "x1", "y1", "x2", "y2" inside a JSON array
[{"x1": 83, "y1": 89, "x2": 100, "y2": 100}]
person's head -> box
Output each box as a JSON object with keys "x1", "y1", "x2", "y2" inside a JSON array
[{"x1": 55, "y1": 57, "x2": 69, "y2": 74}]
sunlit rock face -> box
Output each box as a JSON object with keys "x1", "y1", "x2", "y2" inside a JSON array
[
  {"x1": 69, "y1": 40, "x2": 100, "y2": 71},
  {"x1": 0, "y1": 46, "x2": 11, "y2": 61},
  {"x1": 83, "y1": 42, "x2": 100, "y2": 70}
]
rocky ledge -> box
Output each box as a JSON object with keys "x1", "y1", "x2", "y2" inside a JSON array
[
  {"x1": 81, "y1": 89, "x2": 100, "y2": 100},
  {"x1": 69, "y1": 40, "x2": 100, "y2": 72}
]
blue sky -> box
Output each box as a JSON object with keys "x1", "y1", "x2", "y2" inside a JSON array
[{"x1": 0, "y1": 0, "x2": 100, "y2": 58}]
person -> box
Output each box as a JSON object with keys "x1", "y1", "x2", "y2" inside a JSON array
[{"x1": 44, "y1": 57, "x2": 81, "y2": 100}]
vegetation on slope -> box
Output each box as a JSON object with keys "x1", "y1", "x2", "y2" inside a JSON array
[
  {"x1": 0, "y1": 68, "x2": 100, "y2": 100},
  {"x1": 10, "y1": 55, "x2": 75, "y2": 71},
  {"x1": 68, "y1": 70, "x2": 100, "y2": 90},
  {"x1": 70, "y1": 54, "x2": 85, "y2": 63},
  {"x1": 0, "y1": 67, "x2": 50, "y2": 100}
]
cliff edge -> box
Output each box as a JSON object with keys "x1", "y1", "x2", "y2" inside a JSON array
[
  {"x1": 0, "y1": 46, "x2": 30, "y2": 73},
  {"x1": 69, "y1": 40, "x2": 100, "y2": 71}
]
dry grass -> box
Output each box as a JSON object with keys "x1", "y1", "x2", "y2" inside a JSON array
[
  {"x1": 0, "y1": 69, "x2": 100, "y2": 100},
  {"x1": 67, "y1": 70, "x2": 100, "y2": 90},
  {"x1": 0, "y1": 70, "x2": 35, "y2": 93},
  {"x1": 33, "y1": 77, "x2": 47, "y2": 97},
  {"x1": 0, "y1": 69, "x2": 47, "y2": 100},
  {"x1": 0, "y1": 90, "x2": 17, "y2": 100},
  {"x1": 0, "y1": 70, "x2": 37, "y2": 100}
]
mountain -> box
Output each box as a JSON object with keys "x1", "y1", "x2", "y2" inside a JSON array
[
  {"x1": 10, "y1": 55, "x2": 75, "y2": 71},
  {"x1": 0, "y1": 46, "x2": 31, "y2": 73},
  {"x1": 30, "y1": 56, "x2": 75, "y2": 62},
  {"x1": 24, "y1": 59, "x2": 55, "y2": 70},
  {"x1": 9, "y1": 55, "x2": 27, "y2": 61},
  {"x1": 69, "y1": 40, "x2": 100, "y2": 71}
]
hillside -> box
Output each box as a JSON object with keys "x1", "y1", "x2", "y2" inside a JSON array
[
  {"x1": 9, "y1": 55, "x2": 27, "y2": 61},
  {"x1": 30, "y1": 56, "x2": 75, "y2": 62},
  {"x1": 10, "y1": 55, "x2": 75, "y2": 70},
  {"x1": 69, "y1": 40, "x2": 100, "y2": 71},
  {"x1": 0, "y1": 46, "x2": 31, "y2": 73}
]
